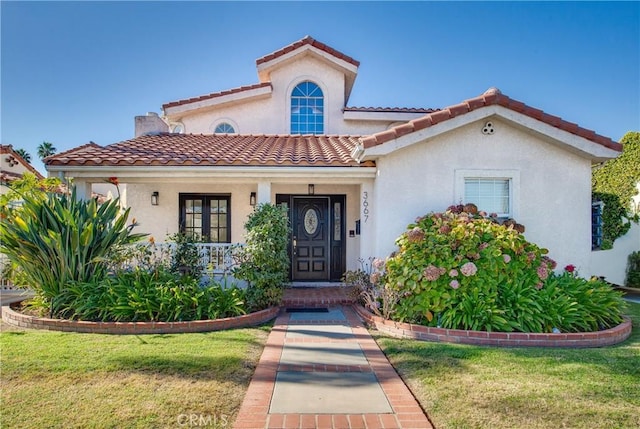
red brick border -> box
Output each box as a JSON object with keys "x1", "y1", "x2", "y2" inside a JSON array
[
  {"x1": 354, "y1": 305, "x2": 632, "y2": 348},
  {"x1": 1, "y1": 305, "x2": 279, "y2": 334},
  {"x1": 234, "y1": 307, "x2": 434, "y2": 429}
]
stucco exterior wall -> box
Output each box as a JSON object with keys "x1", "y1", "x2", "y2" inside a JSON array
[
  {"x1": 590, "y1": 182, "x2": 640, "y2": 285},
  {"x1": 109, "y1": 180, "x2": 363, "y2": 272},
  {"x1": 369, "y1": 117, "x2": 593, "y2": 272},
  {"x1": 123, "y1": 182, "x2": 255, "y2": 243},
  {"x1": 590, "y1": 221, "x2": 640, "y2": 285},
  {"x1": 173, "y1": 55, "x2": 403, "y2": 137}
]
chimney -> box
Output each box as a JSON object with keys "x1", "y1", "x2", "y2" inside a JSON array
[{"x1": 134, "y1": 112, "x2": 169, "y2": 137}]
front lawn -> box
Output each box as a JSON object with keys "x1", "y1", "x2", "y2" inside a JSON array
[
  {"x1": 376, "y1": 302, "x2": 640, "y2": 429},
  {"x1": 0, "y1": 323, "x2": 269, "y2": 428}
]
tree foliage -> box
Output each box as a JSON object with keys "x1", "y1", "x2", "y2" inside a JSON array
[
  {"x1": 234, "y1": 203, "x2": 290, "y2": 310},
  {"x1": 0, "y1": 172, "x2": 62, "y2": 207},
  {"x1": 592, "y1": 131, "x2": 640, "y2": 246},
  {"x1": 0, "y1": 187, "x2": 146, "y2": 316},
  {"x1": 37, "y1": 141, "x2": 57, "y2": 161},
  {"x1": 13, "y1": 148, "x2": 32, "y2": 163}
]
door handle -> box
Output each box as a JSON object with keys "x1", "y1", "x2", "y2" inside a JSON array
[{"x1": 292, "y1": 237, "x2": 297, "y2": 256}]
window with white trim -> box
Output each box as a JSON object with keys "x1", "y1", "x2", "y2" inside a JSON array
[
  {"x1": 214, "y1": 122, "x2": 235, "y2": 133},
  {"x1": 464, "y1": 178, "x2": 511, "y2": 217},
  {"x1": 290, "y1": 81, "x2": 324, "y2": 134},
  {"x1": 455, "y1": 169, "x2": 519, "y2": 219}
]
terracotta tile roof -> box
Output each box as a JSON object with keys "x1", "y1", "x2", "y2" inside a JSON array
[
  {"x1": 256, "y1": 35, "x2": 360, "y2": 67},
  {"x1": 46, "y1": 134, "x2": 368, "y2": 168},
  {"x1": 162, "y1": 82, "x2": 272, "y2": 110},
  {"x1": 361, "y1": 88, "x2": 623, "y2": 152},
  {"x1": 344, "y1": 107, "x2": 438, "y2": 114}
]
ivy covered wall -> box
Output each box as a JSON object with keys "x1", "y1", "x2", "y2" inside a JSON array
[{"x1": 592, "y1": 131, "x2": 640, "y2": 249}]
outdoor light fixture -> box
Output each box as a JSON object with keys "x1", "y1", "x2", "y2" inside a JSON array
[
  {"x1": 151, "y1": 191, "x2": 159, "y2": 206},
  {"x1": 308, "y1": 184, "x2": 315, "y2": 195},
  {"x1": 250, "y1": 192, "x2": 257, "y2": 206}
]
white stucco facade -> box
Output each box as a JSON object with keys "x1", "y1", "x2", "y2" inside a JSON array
[
  {"x1": 48, "y1": 37, "x2": 622, "y2": 282},
  {"x1": 367, "y1": 117, "x2": 594, "y2": 272}
]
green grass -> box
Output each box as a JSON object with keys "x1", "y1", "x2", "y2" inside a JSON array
[
  {"x1": 376, "y1": 302, "x2": 640, "y2": 429},
  {"x1": 0, "y1": 323, "x2": 270, "y2": 428}
]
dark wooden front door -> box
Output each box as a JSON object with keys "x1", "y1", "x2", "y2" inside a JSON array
[{"x1": 292, "y1": 197, "x2": 330, "y2": 281}]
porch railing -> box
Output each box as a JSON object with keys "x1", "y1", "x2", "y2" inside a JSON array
[
  {"x1": 116, "y1": 242, "x2": 244, "y2": 275},
  {"x1": 1, "y1": 243, "x2": 244, "y2": 288}
]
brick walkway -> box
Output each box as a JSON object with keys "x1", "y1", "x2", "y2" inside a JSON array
[{"x1": 234, "y1": 288, "x2": 433, "y2": 429}]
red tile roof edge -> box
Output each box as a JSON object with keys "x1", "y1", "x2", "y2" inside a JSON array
[
  {"x1": 162, "y1": 82, "x2": 272, "y2": 110},
  {"x1": 361, "y1": 88, "x2": 623, "y2": 153},
  {"x1": 44, "y1": 134, "x2": 371, "y2": 168},
  {"x1": 44, "y1": 142, "x2": 102, "y2": 161},
  {"x1": 256, "y1": 35, "x2": 360, "y2": 68},
  {"x1": 344, "y1": 107, "x2": 439, "y2": 114}
]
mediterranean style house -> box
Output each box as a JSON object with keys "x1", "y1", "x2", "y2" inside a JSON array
[
  {"x1": 45, "y1": 36, "x2": 621, "y2": 282},
  {"x1": 1, "y1": 144, "x2": 44, "y2": 195}
]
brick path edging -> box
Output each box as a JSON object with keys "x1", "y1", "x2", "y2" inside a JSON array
[
  {"x1": 354, "y1": 305, "x2": 632, "y2": 348},
  {"x1": 1, "y1": 305, "x2": 279, "y2": 334}
]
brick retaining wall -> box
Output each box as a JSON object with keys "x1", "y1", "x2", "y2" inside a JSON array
[
  {"x1": 354, "y1": 305, "x2": 632, "y2": 348},
  {"x1": 2, "y1": 305, "x2": 279, "y2": 334}
]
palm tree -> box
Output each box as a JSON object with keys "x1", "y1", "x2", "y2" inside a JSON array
[
  {"x1": 14, "y1": 148, "x2": 32, "y2": 163},
  {"x1": 37, "y1": 141, "x2": 57, "y2": 161}
]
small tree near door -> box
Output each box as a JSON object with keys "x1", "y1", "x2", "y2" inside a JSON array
[{"x1": 234, "y1": 203, "x2": 290, "y2": 310}]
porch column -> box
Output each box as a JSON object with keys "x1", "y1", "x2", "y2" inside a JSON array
[
  {"x1": 257, "y1": 181, "x2": 271, "y2": 205},
  {"x1": 359, "y1": 180, "x2": 377, "y2": 260},
  {"x1": 73, "y1": 179, "x2": 92, "y2": 201}
]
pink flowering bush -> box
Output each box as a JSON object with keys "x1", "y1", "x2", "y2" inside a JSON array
[{"x1": 382, "y1": 207, "x2": 625, "y2": 333}]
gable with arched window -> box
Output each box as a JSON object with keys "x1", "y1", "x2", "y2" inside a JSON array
[{"x1": 291, "y1": 81, "x2": 324, "y2": 134}]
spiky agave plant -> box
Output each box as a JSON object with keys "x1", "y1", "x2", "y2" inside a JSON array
[{"x1": 0, "y1": 187, "x2": 146, "y2": 316}]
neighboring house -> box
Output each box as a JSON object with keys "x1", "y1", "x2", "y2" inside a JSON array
[
  {"x1": 45, "y1": 36, "x2": 621, "y2": 282},
  {"x1": 1, "y1": 144, "x2": 44, "y2": 195}
]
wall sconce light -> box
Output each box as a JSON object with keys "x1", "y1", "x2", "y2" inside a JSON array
[
  {"x1": 308, "y1": 184, "x2": 315, "y2": 195},
  {"x1": 151, "y1": 191, "x2": 159, "y2": 206},
  {"x1": 250, "y1": 192, "x2": 257, "y2": 206}
]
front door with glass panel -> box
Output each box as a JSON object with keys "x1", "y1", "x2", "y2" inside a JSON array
[{"x1": 292, "y1": 197, "x2": 330, "y2": 281}]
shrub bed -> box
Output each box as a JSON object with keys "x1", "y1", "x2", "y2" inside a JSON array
[
  {"x1": 358, "y1": 206, "x2": 626, "y2": 333},
  {"x1": 49, "y1": 268, "x2": 247, "y2": 322}
]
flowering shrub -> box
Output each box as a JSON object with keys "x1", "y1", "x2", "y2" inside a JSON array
[
  {"x1": 381, "y1": 206, "x2": 625, "y2": 332},
  {"x1": 342, "y1": 257, "x2": 399, "y2": 320}
]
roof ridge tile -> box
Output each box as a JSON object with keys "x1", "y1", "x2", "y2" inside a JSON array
[{"x1": 255, "y1": 35, "x2": 360, "y2": 67}]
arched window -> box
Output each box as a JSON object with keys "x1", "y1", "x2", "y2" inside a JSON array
[
  {"x1": 214, "y1": 122, "x2": 235, "y2": 133},
  {"x1": 291, "y1": 81, "x2": 324, "y2": 134}
]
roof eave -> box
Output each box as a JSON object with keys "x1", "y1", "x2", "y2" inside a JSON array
[
  {"x1": 364, "y1": 105, "x2": 621, "y2": 163},
  {"x1": 163, "y1": 84, "x2": 273, "y2": 118},
  {"x1": 343, "y1": 110, "x2": 432, "y2": 122},
  {"x1": 256, "y1": 44, "x2": 358, "y2": 91},
  {"x1": 45, "y1": 165, "x2": 378, "y2": 181}
]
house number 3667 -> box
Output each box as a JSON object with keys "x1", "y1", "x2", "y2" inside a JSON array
[{"x1": 362, "y1": 191, "x2": 370, "y2": 223}]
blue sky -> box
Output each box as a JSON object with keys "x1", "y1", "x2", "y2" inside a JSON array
[{"x1": 2, "y1": 1, "x2": 639, "y2": 175}]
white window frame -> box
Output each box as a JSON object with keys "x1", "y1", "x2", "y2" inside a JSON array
[
  {"x1": 210, "y1": 118, "x2": 239, "y2": 134},
  {"x1": 454, "y1": 169, "x2": 520, "y2": 219},
  {"x1": 171, "y1": 122, "x2": 185, "y2": 134},
  {"x1": 285, "y1": 77, "x2": 328, "y2": 135}
]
